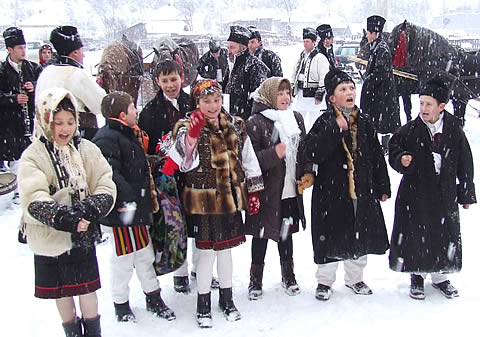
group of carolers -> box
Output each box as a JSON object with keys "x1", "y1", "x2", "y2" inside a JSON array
[{"x1": 0, "y1": 13, "x2": 475, "y2": 337}]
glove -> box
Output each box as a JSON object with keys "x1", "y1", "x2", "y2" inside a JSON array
[
  {"x1": 297, "y1": 173, "x2": 315, "y2": 194},
  {"x1": 162, "y1": 157, "x2": 179, "y2": 176},
  {"x1": 248, "y1": 191, "x2": 260, "y2": 215},
  {"x1": 188, "y1": 109, "x2": 206, "y2": 138}
]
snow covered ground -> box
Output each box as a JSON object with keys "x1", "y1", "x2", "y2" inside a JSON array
[{"x1": 1, "y1": 45, "x2": 480, "y2": 337}]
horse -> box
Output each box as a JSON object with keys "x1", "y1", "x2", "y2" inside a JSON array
[
  {"x1": 358, "y1": 21, "x2": 480, "y2": 124},
  {"x1": 97, "y1": 37, "x2": 144, "y2": 106},
  {"x1": 150, "y1": 36, "x2": 199, "y2": 89}
]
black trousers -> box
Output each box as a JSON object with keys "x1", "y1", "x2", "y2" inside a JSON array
[{"x1": 251, "y1": 235, "x2": 293, "y2": 265}]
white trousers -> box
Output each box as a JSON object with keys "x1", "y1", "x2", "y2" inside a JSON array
[
  {"x1": 315, "y1": 255, "x2": 368, "y2": 287},
  {"x1": 196, "y1": 248, "x2": 232, "y2": 295},
  {"x1": 173, "y1": 238, "x2": 201, "y2": 277},
  {"x1": 110, "y1": 240, "x2": 160, "y2": 304},
  {"x1": 413, "y1": 273, "x2": 448, "y2": 284}
]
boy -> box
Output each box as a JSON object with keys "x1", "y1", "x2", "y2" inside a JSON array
[
  {"x1": 303, "y1": 69, "x2": 391, "y2": 301},
  {"x1": 388, "y1": 78, "x2": 476, "y2": 300},
  {"x1": 93, "y1": 92, "x2": 175, "y2": 322}
]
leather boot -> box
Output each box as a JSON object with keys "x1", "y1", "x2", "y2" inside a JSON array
[
  {"x1": 219, "y1": 287, "x2": 241, "y2": 322},
  {"x1": 196, "y1": 292, "x2": 213, "y2": 328},
  {"x1": 248, "y1": 263, "x2": 264, "y2": 300},
  {"x1": 62, "y1": 317, "x2": 82, "y2": 337},
  {"x1": 280, "y1": 259, "x2": 301, "y2": 296},
  {"x1": 82, "y1": 315, "x2": 101, "y2": 337},
  {"x1": 145, "y1": 290, "x2": 176, "y2": 321}
]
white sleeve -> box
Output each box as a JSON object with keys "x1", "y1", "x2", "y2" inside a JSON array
[
  {"x1": 241, "y1": 136, "x2": 264, "y2": 193},
  {"x1": 168, "y1": 128, "x2": 200, "y2": 172},
  {"x1": 71, "y1": 68, "x2": 106, "y2": 115}
]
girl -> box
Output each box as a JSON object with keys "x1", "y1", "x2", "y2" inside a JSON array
[
  {"x1": 245, "y1": 77, "x2": 314, "y2": 299},
  {"x1": 18, "y1": 87, "x2": 116, "y2": 337},
  {"x1": 169, "y1": 79, "x2": 263, "y2": 328}
]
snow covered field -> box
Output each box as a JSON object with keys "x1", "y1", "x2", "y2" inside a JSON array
[{"x1": 1, "y1": 45, "x2": 480, "y2": 337}]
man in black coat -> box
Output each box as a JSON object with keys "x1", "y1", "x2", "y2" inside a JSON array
[
  {"x1": 247, "y1": 26, "x2": 283, "y2": 77},
  {"x1": 138, "y1": 60, "x2": 191, "y2": 155},
  {"x1": 388, "y1": 79, "x2": 476, "y2": 300},
  {"x1": 0, "y1": 27, "x2": 42, "y2": 201},
  {"x1": 225, "y1": 25, "x2": 269, "y2": 121},
  {"x1": 304, "y1": 69, "x2": 390, "y2": 301},
  {"x1": 316, "y1": 24, "x2": 336, "y2": 70},
  {"x1": 360, "y1": 15, "x2": 401, "y2": 153},
  {"x1": 196, "y1": 39, "x2": 229, "y2": 88}
]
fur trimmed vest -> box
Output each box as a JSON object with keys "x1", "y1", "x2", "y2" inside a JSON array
[{"x1": 174, "y1": 111, "x2": 249, "y2": 215}]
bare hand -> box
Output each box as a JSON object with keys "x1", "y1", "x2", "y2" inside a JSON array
[
  {"x1": 336, "y1": 115, "x2": 348, "y2": 131},
  {"x1": 17, "y1": 94, "x2": 28, "y2": 105},
  {"x1": 379, "y1": 194, "x2": 388, "y2": 202},
  {"x1": 76, "y1": 218, "x2": 90, "y2": 232},
  {"x1": 401, "y1": 155, "x2": 412, "y2": 168},
  {"x1": 275, "y1": 143, "x2": 286, "y2": 159},
  {"x1": 24, "y1": 81, "x2": 34, "y2": 92},
  {"x1": 463, "y1": 204, "x2": 470, "y2": 209}
]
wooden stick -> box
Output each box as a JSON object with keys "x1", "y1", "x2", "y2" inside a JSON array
[{"x1": 347, "y1": 56, "x2": 418, "y2": 81}]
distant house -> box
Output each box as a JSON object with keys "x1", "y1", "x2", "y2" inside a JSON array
[{"x1": 117, "y1": 23, "x2": 147, "y2": 41}]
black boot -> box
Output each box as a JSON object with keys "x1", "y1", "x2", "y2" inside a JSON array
[
  {"x1": 173, "y1": 276, "x2": 191, "y2": 293},
  {"x1": 114, "y1": 301, "x2": 136, "y2": 322},
  {"x1": 410, "y1": 274, "x2": 425, "y2": 300},
  {"x1": 248, "y1": 264, "x2": 264, "y2": 300},
  {"x1": 82, "y1": 315, "x2": 101, "y2": 337},
  {"x1": 145, "y1": 290, "x2": 176, "y2": 321},
  {"x1": 280, "y1": 259, "x2": 301, "y2": 296},
  {"x1": 196, "y1": 292, "x2": 213, "y2": 328},
  {"x1": 219, "y1": 287, "x2": 241, "y2": 322},
  {"x1": 62, "y1": 318, "x2": 82, "y2": 337}
]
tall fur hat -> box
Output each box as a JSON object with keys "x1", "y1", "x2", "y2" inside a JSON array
[
  {"x1": 367, "y1": 15, "x2": 386, "y2": 33},
  {"x1": 50, "y1": 26, "x2": 83, "y2": 56},
  {"x1": 227, "y1": 25, "x2": 251, "y2": 46},
  {"x1": 303, "y1": 27, "x2": 317, "y2": 41},
  {"x1": 3, "y1": 27, "x2": 26, "y2": 48},
  {"x1": 419, "y1": 78, "x2": 450, "y2": 104},
  {"x1": 248, "y1": 26, "x2": 262, "y2": 41},
  {"x1": 209, "y1": 39, "x2": 221, "y2": 53},
  {"x1": 316, "y1": 24, "x2": 334, "y2": 40},
  {"x1": 325, "y1": 68, "x2": 355, "y2": 97}
]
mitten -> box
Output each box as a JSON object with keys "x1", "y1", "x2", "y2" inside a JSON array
[
  {"x1": 248, "y1": 192, "x2": 260, "y2": 215},
  {"x1": 188, "y1": 109, "x2": 206, "y2": 138},
  {"x1": 162, "y1": 157, "x2": 179, "y2": 176}
]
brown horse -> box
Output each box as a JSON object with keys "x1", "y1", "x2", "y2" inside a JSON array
[{"x1": 97, "y1": 39, "x2": 144, "y2": 106}]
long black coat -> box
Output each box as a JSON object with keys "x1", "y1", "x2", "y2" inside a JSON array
[
  {"x1": 138, "y1": 88, "x2": 190, "y2": 155},
  {"x1": 388, "y1": 112, "x2": 476, "y2": 273},
  {"x1": 360, "y1": 36, "x2": 401, "y2": 134},
  {"x1": 225, "y1": 49, "x2": 269, "y2": 121},
  {"x1": 92, "y1": 119, "x2": 153, "y2": 227},
  {"x1": 304, "y1": 107, "x2": 391, "y2": 264},
  {"x1": 253, "y1": 46, "x2": 283, "y2": 78},
  {"x1": 245, "y1": 102, "x2": 312, "y2": 241},
  {"x1": 0, "y1": 58, "x2": 41, "y2": 161},
  {"x1": 196, "y1": 48, "x2": 229, "y2": 87}
]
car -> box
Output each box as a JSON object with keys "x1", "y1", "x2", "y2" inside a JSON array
[{"x1": 334, "y1": 43, "x2": 363, "y2": 82}]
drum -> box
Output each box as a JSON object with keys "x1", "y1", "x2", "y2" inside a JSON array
[{"x1": 0, "y1": 172, "x2": 17, "y2": 195}]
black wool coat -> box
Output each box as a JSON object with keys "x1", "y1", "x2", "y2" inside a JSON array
[
  {"x1": 138, "y1": 88, "x2": 190, "y2": 155},
  {"x1": 388, "y1": 112, "x2": 476, "y2": 273},
  {"x1": 92, "y1": 119, "x2": 153, "y2": 227},
  {"x1": 253, "y1": 46, "x2": 283, "y2": 78},
  {"x1": 360, "y1": 36, "x2": 401, "y2": 134},
  {"x1": 196, "y1": 48, "x2": 229, "y2": 87},
  {"x1": 304, "y1": 106, "x2": 391, "y2": 264},
  {"x1": 0, "y1": 58, "x2": 42, "y2": 161},
  {"x1": 245, "y1": 102, "x2": 312, "y2": 241},
  {"x1": 225, "y1": 49, "x2": 269, "y2": 121}
]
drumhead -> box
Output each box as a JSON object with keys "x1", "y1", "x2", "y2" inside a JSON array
[{"x1": 0, "y1": 172, "x2": 17, "y2": 195}]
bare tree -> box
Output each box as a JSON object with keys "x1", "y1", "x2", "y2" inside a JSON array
[
  {"x1": 173, "y1": 0, "x2": 197, "y2": 31},
  {"x1": 9, "y1": 0, "x2": 33, "y2": 26},
  {"x1": 89, "y1": 0, "x2": 128, "y2": 41},
  {"x1": 278, "y1": 0, "x2": 299, "y2": 25}
]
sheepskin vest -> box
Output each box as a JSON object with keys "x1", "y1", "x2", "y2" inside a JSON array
[{"x1": 175, "y1": 111, "x2": 248, "y2": 215}]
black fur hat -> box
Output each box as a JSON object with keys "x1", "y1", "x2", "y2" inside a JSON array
[
  {"x1": 209, "y1": 39, "x2": 221, "y2": 53},
  {"x1": 420, "y1": 78, "x2": 450, "y2": 104},
  {"x1": 303, "y1": 27, "x2": 317, "y2": 41},
  {"x1": 3, "y1": 27, "x2": 26, "y2": 48},
  {"x1": 367, "y1": 15, "x2": 386, "y2": 33},
  {"x1": 325, "y1": 68, "x2": 355, "y2": 97},
  {"x1": 316, "y1": 24, "x2": 334, "y2": 40},
  {"x1": 248, "y1": 26, "x2": 261, "y2": 41},
  {"x1": 50, "y1": 26, "x2": 83, "y2": 56},
  {"x1": 227, "y1": 25, "x2": 251, "y2": 46}
]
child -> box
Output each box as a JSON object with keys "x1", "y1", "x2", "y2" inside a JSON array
[
  {"x1": 18, "y1": 88, "x2": 116, "y2": 337},
  {"x1": 92, "y1": 91, "x2": 175, "y2": 321},
  {"x1": 245, "y1": 77, "x2": 314, "y2": 299},
  {"x1": 169, "y1": 79, "x2": 264, "y2": 328},
  {"x1": 303, "y1": 69, "x2": 391, "y2": 301},
  {"x1": 388, "y1": 78, "x2": 476, "y2": 300}
]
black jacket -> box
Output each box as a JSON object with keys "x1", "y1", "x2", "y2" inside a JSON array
[
  {"x1": 360, "y1": 36, "x2": 401, "y2": 134},
  {"x1": 138, "y1": 88, "x2": 191, "y2": 155},
  {"x1": 304, "y1": 106, "x2": 391, "y2": 264},
  {"x1": 0, "y1": 57, "x2": 42, "y2": 161},
  {"x1": 388, "y1": 112, "x2": 476, "y2": 273},
  {"x1": 92, "y1": 119, "x2": 153, "y2": 227},
  {"x1": 196, "y1": 48, "x2": 229, "y2": 87},
  {"x1": 225, "y1": 49, "x2": 269, "y2": 121},
  {"x1": 253, "y1": 46, "x2": 283, "y2": 77}
]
